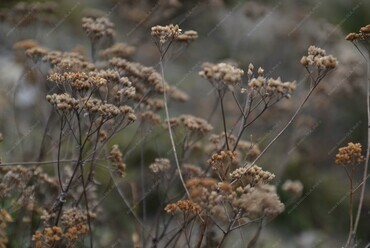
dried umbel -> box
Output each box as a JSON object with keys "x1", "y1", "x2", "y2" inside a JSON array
[
  {"x1": 199, "y1": 62, "x2": 244, "y2": 88},
  {"x1": 300, "y1": 45, "x2": 338, "y2": 70},
  {"x1": 0, "y1": 209, "x2": 12, "y2": 247},
  {"x1": 184, "y1": 177, "x2": 229, "y2": 214},
  {"x1": 61, "y1": 208, "x2": 95, "y2": 244},
  {"x1": 109, "y1": 145, "x2": 126, "y2": 177},
  {"x1": 346, "y1": 24, "x2": 370, "y2": 42},
  {"x1": 208, "y1": 150, "x2": 237, "y2": 179},
  {"x1": 82, "y1": 17, "x2": 116, "y2": 40},
  {"x1": 151, "y1": 24, "x2": 181, "y2": 44},
  {"x1": 165, "y1": 200, "x2": 201, "y2": 215},
  {"x1": 234, "y1": 184, "x2": 284, "y2": 218},
  {"x1": 99, "y1": 42, "x2": 135, "y2": 58},
  {"x1": 167, "y1": 115, "x2": 213, "y2": 134},
  {"x1": 139, "y1": 111, "x2": 161, "y2": 125},
  {"x1": 175, "y1": 30, "x2": 198, "y2": 43},
  {"x1": 47, "y1": 71, "x2": 107, "y2": 91},
  {"x1": 246, "y1": 64, "x2": 296, "y2": 99},
  {"x1": 149, "y1": 158, "x2": 171, "y2": 173},
  {"x1": 0, "y1": 1, "x2": 57, "y2": 26},
  {"x1": 335, "y1": 142, "x2": 363, "y2": 166},
  {"x1": 42, "y1": 50, "x2": 95, "y2": 72},
  {"x1": 282, "y1": 179, "x2": 303, "y2": 198},
  {"x1": 32, "y1": 226, "x2": 63, "y2": 247},
  {"x1": 230, "y1": 165, "x2": 275, "y2": 186},
  {"x1": 46, "y1": 93, "x2": 79, "y2": 111}
]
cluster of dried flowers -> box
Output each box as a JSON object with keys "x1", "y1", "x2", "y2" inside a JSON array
[
  {"x1": 345, "y1": 24, "x2": 370, "y2": 42},
  {"x1": 1, "y1": 4, "x2": 345, "y2": 245},
  {"x1": 335, "y1": 142, "x2": 363, "y2": 166},
  {"x1": 0, "y1": 1, "x2": 57, "y2": 26},
  {"x1": 33, "y1": 208, "x2": 95, "y2": 247},
  {"x1": 300, "y1": 45, "x2": 338, "y2": 72}
]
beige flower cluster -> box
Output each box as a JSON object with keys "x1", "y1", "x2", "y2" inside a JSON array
[
  {"x1": 234, "y1": 184, "x2": 284, "y2": 218},
  {"x1": 199, "y1": 62, "x2": 244, "y2": 87},
  {"x1": 300, "y1": 45, "x2": 338, "y2": 70},
  {"x1": 151, "y1": 24, "x2": 182, "y2": 44},
  {"x1": 165, "y1": 200, "x2": 201, "y2": 215},
  {"x1": 346, "y1": 24, "x2": 370, "y2": 42},
  {"x1": 149, "y1": 158, "x2": 171, "y2": 173},
  {"x1": 109, "y1": 145, "x2": 126, "y2": 177},
  {"x1": 82, "y1": 17, "x2": 115, "y2": 40},
  {"x1": 230, "y1": 165, "x2": 275, "y2": 185},
  {"x1": 175, "y1": 30, "x2": 198, "y2": 43},
  {"x1": 99, "y1": 42, "x2": 136, "y2": 58},
  {"x1": 46, "y1": 93, "x2": 79, "y2": 111},
  {"x1": 167, "y1": 114, "x2": 213, "y2": 134},
  {"x1": 335, "y1": 142, "x2": 363, "y2": 166}
]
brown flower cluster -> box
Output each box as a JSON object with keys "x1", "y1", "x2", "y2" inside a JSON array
[
  {"x1": 0, "y1": 165, "x2": 57, "y2": 199},
  {"x1": 300, "y1": 45, "x2": 338, "y2": 70},
  {"x1": 151, "y1": 24, "x2": 182, "y2": 44},
  {"x1": 230, "y1": 165, "x2": 275, "y2": 186},
  {"x1": 167, "y1": 115, "x2": 213, "y2": 134},
  {"x1": 199, "y1": 62, "x2": 244, "y2": 87},
  {"x1": 234, "y1": 184, "x2": 284, "y2": 218},
  {"x1": 61, "y1": 208, "x2": 95, "y2": 244},
  {"x1": 109, "y1": 145, "x2": 126, "y2": 177},
  {"x1": 185, "y1": 177, "x2": 232, "y2": 217},
  {"x1": 175, "y1": 30, "x2": 198, "y2": 43},
  {"x1": 42, "y1": 50, "x2": 95, "y2": 72},
  {"x1": 32, "y1": 226, "x2": 63, "y2": 248},
  {"x1": 208, "y1": 150, "x2": 237, "y2": 179},
  {"x1": 0, "y1": 2, "x2": 57, "y2": 26},
  {"x1": 149, "y1": 158, "x2": 171, "y2": 174},
  {"x1": 246, "y1": 63, "x2": 296, "y2": 99},
  {"x1": 47, "y1": 71, "x2": 108, "y2": 91},
  {"x1": 164, "y1": 200, "x2": 201, "y2": 215},
  {"x1": 346, "y1": 24, "x2": 370, "y2": 42},
  {"x1": 335, "y1": 142, "x2": 363, "y2": 165},
  {"x1": 282, "y1": 179, "x2": 303, "y2": 198},
  {"x1": 0, "y1": 209, "x2": 13, "y2": 248},
  {"x1": 99, "y1": 42, "x2": 136, "y2": 58},
  {"x1": 46, "y1": 93, "x2": 79, "y2": 111},
  {"x1": 140, "y1": 111, "x2": 161, "y2": 125},
  {"x1": 82, "y1": 17, "x2": 115, "y2": 40}
]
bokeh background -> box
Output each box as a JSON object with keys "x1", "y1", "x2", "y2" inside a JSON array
[{"x1": 1, "y1": 0, "x2": 370, "y2": 247}]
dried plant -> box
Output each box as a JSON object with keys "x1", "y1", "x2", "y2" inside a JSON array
[{"x1": 2, "y1": 2, "x2": 368, "y2": 247}]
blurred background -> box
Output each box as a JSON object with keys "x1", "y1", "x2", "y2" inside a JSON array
[{"x1": 1, "y1": 0, "x2": 370, "y2": 247}]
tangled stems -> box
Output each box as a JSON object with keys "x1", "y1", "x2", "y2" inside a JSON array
[{"x1": 234, "y1": 67, "x2": 333, "y2": 182}]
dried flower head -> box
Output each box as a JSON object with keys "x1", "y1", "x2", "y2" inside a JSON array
[
  {"x1": 0, "y1": 209, "x2": 12, "y2": 247},
  {"x1": 199, "y1": 62, "x2": 244, "y2": 87},
  {"x1": 335, "y1": 142, "x2": 363, "y2": 165},
  {"x1": 109, "y1": 145, "x2": 126, "y2": 177},
  {"x1": 282, "y1": 179, "x2": 303, "y2": 198},
  {"x1": 167, "y1": 115, "x2": 213, "y2": 134},
  {"x1": 230, "y1": 165, "x2": 275, "y2": 186},
  {"x1": 175, "y1": 30, "x2": 198, "y2": 43},
  {"x1": 82, "y1": 17, "x2": 115, "y2": 40},
  {"x1": 300, "y1": 45, "x2": 338, "y2": 70},
  {"x1": 165, "y1": 200, "x2": 201, "y2": 215},
  {"x1": 208, "y1": 150, "x2": 237, "y2": 179},
  {"x1": 151, "y1": 24, "x2": 181, "y2": 44},
  {"x1": 149, "y1": 158, "x2": 171, "y2": 173},
  {"x1": 234, "y1": 184, "x2": 284, "y2": 218},
  {"x1": 345, "y1": 24, "x2": 370, "y2": 42},
  {"x1": 99, "y1": 42, "x2": 136, "y2": 58},
  {"x1": 46, "y1": 93, "x2": 79, "y2": 111}
]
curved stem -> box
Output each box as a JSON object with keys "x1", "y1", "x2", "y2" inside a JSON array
[
  {"x1": 352, "y1": 50, "x2": 370, "y2": 242},
  {"x1": 240, "y1": 83, "x2": 318, "y2": 171},
  {"x1": 159, "y1": 56, "x2": 190, "y2": 199}
]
